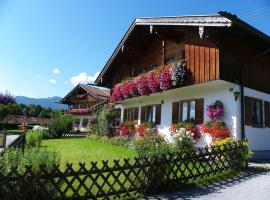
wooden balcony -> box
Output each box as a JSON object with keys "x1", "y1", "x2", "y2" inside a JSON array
[{"x1": 65, "y1": 108, "x2": 92, "y2": 115}]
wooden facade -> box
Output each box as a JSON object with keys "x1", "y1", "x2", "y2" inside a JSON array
[{"x1": 97, "y1": 14, "x2": 270, "y2": 95}]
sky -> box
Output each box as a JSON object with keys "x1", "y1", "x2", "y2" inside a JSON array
[{"x1": 0, "y1": 0, "x2": 269, "y2": 98}]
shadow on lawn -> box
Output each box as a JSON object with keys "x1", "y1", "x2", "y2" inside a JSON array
[{"x1": 145, "y1": 165, "x2": 270, "y2": 200}]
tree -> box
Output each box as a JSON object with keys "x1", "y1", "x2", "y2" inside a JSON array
[
  {"x1": 47, "y1": 111, "x2": 73, "y2": 138},
  {"x1": 0, "y1": 91, "x2": 16, "y2": 105}
]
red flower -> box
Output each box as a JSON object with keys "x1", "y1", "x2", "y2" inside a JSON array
[
  {"x1": 160, "y1": 66, "x2": 171, "y2": 91},
  {"x1": 148, "y1": 70, "x2": 160, "y2": 93},
  {"x1": 137, "y1": 75, "x2": 150, "y2": 96},
  {"x1": 122, "y1": 81, "x2": 130, "y2": 99},
  {"x1": 119, "y1": 124, "x2": 129, "y2": 137},
  {"x1": 201, "y1": 122, "x2": 230, "y2": 139}
]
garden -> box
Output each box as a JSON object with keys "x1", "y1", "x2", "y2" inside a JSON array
[{"x1": 0, "y1": 98, "x2": 253, "y2": 199}]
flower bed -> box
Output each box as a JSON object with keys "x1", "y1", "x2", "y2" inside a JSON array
[{"x1": 111, "y1": 60, "x2": 186, "y2": 102}]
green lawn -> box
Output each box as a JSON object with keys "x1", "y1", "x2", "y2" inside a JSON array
[{"x1": 41, "y1": 138, "x2": 137, "y2": 169}]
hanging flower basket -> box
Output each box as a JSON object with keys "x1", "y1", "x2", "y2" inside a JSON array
[{"x1": 206, "y1": 100, "x2": 224, "y2": 120}]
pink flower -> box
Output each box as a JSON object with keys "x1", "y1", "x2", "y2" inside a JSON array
[{"x1": 160, "y1": 66, "x2": 171, "y2": 90}]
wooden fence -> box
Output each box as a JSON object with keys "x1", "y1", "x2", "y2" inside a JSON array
[
  {"x1": 0, "y1": 141, "x2": 246, "y2": 200},
  {"x1": 62, "y1": 133, "x2": 90, "y2": 138}
]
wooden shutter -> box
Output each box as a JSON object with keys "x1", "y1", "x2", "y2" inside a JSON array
[
  {"x1": 155, "y1": 104, "x2": 161, "y2": 125},
  {"x1": 172, "y1": 102, "x2": 179, "y2": 123},
  {"x1": 123, "y1": 109, "x2": 128, "y2": 122},
  {"x1": 245, "y1": 96, "x2": 253, "y2": 126},
  {"x1": 264, "y1": 101, "x2": 270, "y2": 127},
  {"x1": 141, "y1": 106, "x2": 146, "y2": 123},
  {"x1": 134, "y1": 107, "x2": 139, "y2": 121},
  {"x1": 195, "y1": 98, "x2": 204, "y2": 124}
]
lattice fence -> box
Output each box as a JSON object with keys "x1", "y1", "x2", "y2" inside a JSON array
[
  {"x1": 0, "y1": 141, "x2": 246, "y2": 199},
  {"x1": 62, "y1": 133, "x2": 90, "y2": 138}
]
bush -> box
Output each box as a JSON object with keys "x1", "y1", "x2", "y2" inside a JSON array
[
  {"x1": 110, "y1": 136, "x2": 130, "y2": 147},
  {"x1": 213, "y1": 138, "x2": 253, "y2": 168},
  {"x1": 172, "y1": 128, "x2": 195, "y2": 154},
  {"x1": 47, "y1": 111, "x2": 73, "y2": 138},
  {"x1": 134, "y1": 133, "x2": 173, "y2": 158},
  {"x1": 88, "y1": 124, "x2": 99, "y2": 134},
  {"x1": 97, "y1": 104, "x2": 117, "y2": 135},
  {"x1": 26, "y1": 130, "x2": 43, "y2": 147},
  {"x1": 0, "y1": 147, "x2": 60, "y2": 175}
]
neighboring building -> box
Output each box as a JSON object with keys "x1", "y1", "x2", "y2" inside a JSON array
[
  {"x1": 95, "y1": 12, "x2": 270, "y2": 159},
  {"x1": 61, "y1": 84, "x2": 110, "y2": 131}
]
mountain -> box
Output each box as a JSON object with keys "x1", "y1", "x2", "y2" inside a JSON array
[{"x1": 15, "y1": 96, "x2": 68, "y2": 110}]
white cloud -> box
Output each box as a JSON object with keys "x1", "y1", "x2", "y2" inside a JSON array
[
  {"x1": 70, "y1": 72, "x2": 100, "y2": 86},
  {"x1": 49, "y1": 79, "x2": 56, "y2": 84},
  {"x1": 53, "y1": 68, "x2": 60, "y2": 74},
  {"x1": 35, "y1": 74, "x2": 41, "y2": 78}
]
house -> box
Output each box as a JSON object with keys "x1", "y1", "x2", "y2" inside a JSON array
[
  {"x1": 61, "y1": 84, "x2": 110, "y2": 131},
  {"x1": 95, "y1": 11, "x2": 270, "y2": 159}
]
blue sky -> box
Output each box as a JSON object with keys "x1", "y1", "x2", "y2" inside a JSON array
[{"x1": 0, "y1": 0, "x2": 269, "y2": 98}]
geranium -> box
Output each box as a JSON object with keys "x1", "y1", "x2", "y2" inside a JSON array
[
  {"x1": 170, "y1": 60, "x2": 186, "y2": 87},
  {"x1": 122, "y1": 81, "x2": 130, "y2": 99},
  {"x1": 111, "y1": 84, "x2": 123, "y2": 102},
  {"x1": 119, "y1": 124, "x2": 129, "y2": 137},
  {"x1": 137, "y1": 75, "x2": 150, "y2": 96},
  {"x1": 160, "y1": 66, "x2": 171, "y2": 91},
  {"x1": 129, "y1": 80, "x2": 137, "y2": 97},
  {"x1": 135, "y1": 124, "x2": 147, "y2": 137},
  {"x1": 147, "y1": 70, "x2": 160, "y2": 93},
  {"x1": 201, "y1": 121, "x2": 231, "y2": 139},
  {"x1": 206, "y1": 100, "x2": 224, "y2": 120}
]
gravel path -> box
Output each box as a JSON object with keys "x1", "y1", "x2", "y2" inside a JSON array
[{"x1": 146, "y1": 164, "x2": 270, "y2": 200}]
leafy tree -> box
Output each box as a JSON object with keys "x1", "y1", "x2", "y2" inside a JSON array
[
  {"x1": 0, "y1": 91, "x2": 16, "y2": 104},
  {"x1": 47, "y1": 111, "x2": 73, "y2": 138}
]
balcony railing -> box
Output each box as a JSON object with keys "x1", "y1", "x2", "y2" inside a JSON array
[{"x1": 65, "y1": 108, "x2": 92, "y2": 115}]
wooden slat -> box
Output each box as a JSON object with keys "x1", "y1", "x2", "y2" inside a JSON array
[
  {"x1": 199, "y1": 42, "x2": 205, "y2": 83},
  {"x1": 205, "y1": 43, "x2": 210, "y2": 82},
  {"x1": 215, "y1": 48, "x2": 220, "y2": 79},
  {"x1": 210, "y1": 47, "x2": 216, "y2": 80}
]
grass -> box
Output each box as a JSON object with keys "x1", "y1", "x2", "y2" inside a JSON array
[{"x1": 41, "y1": 138, "x2": 137, "y2": 170}]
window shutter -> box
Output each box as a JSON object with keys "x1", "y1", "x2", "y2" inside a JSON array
[
  {"x1": 155, "y1": 104, "x2": 161, "y2": 125},
  {"x1": 141, "y1": 106, "x2": 146, "y2": 123},
  {"x1": 245, "y1": 96, "x2": 253, "y2": 126},
  {"x1": 124, "y1": 109, "x2": 128, "y2": 122},
  {"x1": 264, "y1": 101, "x2": 270, "y2": 127},
  {"x1": 195, "y1": 98, "x2": 204, "y2": 124},
  {"x1": 172, "y1": 102, "x2": 179, "y2": 123},
  {"x1": 134, "y1": 107, "x2": 139, "y2": 121}
]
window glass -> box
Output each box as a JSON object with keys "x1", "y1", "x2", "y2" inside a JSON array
[
  {"x1": 182, "y1": 102, "x2": 188, "y2": 121},
  {"x1": 82, "y1": 119, "x2": 88, "y2": 127},
  {"x1": 74, "y1": 118, "x2": 80, "y2": 127},
  {"x1": 252, "y1": 99, "x2": 262, "y2": 126},
  {"x1": 189, "y1": 101, "x2": 196, "y2": 121}
]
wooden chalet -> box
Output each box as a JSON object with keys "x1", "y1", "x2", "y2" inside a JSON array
[{"x1": 95, "y1": 12, "x2": 270, "y2": 159}]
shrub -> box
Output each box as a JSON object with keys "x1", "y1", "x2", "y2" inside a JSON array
[
  {"x1": 134, "y1": 133, "x2": 173, "y2": 158},
  {"x1": 109, "y1": 136, "x2": 130, "y2": 147},
  {"x1": 172, "y1": 128, "x2": 195, "y2": 154},
  {"x1": 88, "y1": 124, "x2": 99, "y2": 134},
  {"x1": 47, "y1": 111, "x2": 73, "y2": 138},
  {"x1": 119, "y1": 121, "x2": 136, "y2": 137},
  {"x1": 88, "y1": 134, "x2": 101, "y2": 141},
  {"x1": 213, "y1": 138, "x2": 253, "y2": 168},
  {"x1": 26, "y1": 130, "x2": 43, "y2": 147},
  {"x1": 0, "y1": 147, "x2": 60, "y2": 175},
  {"x1": 97, "y1": 104, "x2": 117, "y2": 135}
]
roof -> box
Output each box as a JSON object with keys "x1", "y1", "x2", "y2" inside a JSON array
[
  {"x1": 61, "y1": 84, "x2": 110, "y2": 104},
  {"x1": 95, "y1": 11, "x2": 270, "y2": 85}
]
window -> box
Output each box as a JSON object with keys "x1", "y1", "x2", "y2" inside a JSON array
[
  {"x1": 245, "y1": 96, "x2": 263, "y2": 127},
  {"x1": 82, "y1": 118, "x2": 89, "y2": 128},
  {"x1": 141, "y1": 104, "x2": 161, "y2": 125},
  {"x1": 123, "y1": 107, "x2": 139, "y2": 122},
  {"x1": 265, "y1": 101, "x2": 270, "y2": 128},
  {"x1": 172, "y1": 99, "x2": 204, "y2": 124},
  {"x1": 74, "y1": 118, "x2": 80, "y2": 127}
]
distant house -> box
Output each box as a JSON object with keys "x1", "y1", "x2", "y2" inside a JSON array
[
  {"x1": 61, "y1": 84, "x2": 110, "y2": 131},
  {"x1": 95, "y1": 12, "x2": 270, "y2": 159}
]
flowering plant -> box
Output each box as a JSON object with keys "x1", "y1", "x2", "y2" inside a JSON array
[
  {"x1": 201, "y1": 121, "x2": 231, "y2": 139},
  {"x1": 147, "y1": 70, "x2": 160, "y2": 93},
  {"x1": 119, "y1": 124, "x2": 129, "y2": 137},
  {"x1": 129, "y1": 80, "x2": 137, "y2": 97},
  {"x1": 137, "y1": 75, "x2": 150, "y2": 96},
  {"x1": 122, "y1": 81, "x2": 130, "y2": 99},
  {"x1": 111, "y1": 60, "x2": 186, "y2": 102},
  {"x1": 135, "y1": 124, "x2": 147, "y2": 137},
  {"x1": 172, "y1": 128, "x2": 195, "y2": 153},
  {"x1": 170, "y1": 60, "x2": 186, "y2": 87},
  {"x1": 206, "y1": 100, "x2": 224, "y2": 120},
  {"x1": 160, "y1": 66, "x2": 171, "y2": 90}
]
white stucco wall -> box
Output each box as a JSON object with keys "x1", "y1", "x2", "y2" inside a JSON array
[
  {"x1": 244, "y1": 87, "x2": 270, "y2": 151},
  {"x1": 119, "y1": 80, "x2": 240, "y2": 141}
]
